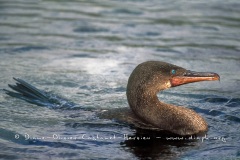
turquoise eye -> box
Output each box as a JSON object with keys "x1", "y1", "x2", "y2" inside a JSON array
[{"x1": 171, "y1": 69, "x2": 176, "y2": 74}]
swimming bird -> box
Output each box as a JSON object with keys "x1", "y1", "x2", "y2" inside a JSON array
[
  {"x1": 3, "y1": 61, "x2": 220, "y2": 136},
  {"x1": 126, "y1": 61, "x2": 219, "y2": 135}
]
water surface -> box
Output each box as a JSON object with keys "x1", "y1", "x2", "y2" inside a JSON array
[{"x1": 0, "y1": 0, "x2": 240, "y2": 159}]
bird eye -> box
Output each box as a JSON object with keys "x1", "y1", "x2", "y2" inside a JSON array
[{"x1": 171, "y1": 69, "x2": 176, "y2": 75}]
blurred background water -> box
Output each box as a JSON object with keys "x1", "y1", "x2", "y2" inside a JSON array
[{"x1": 0, "y1": 0, "x2": 240, "y2": 159}]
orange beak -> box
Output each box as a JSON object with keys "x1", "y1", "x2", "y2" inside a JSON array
[{"x1": 170, "y1": 70, "x2": 220, "y2": 87}]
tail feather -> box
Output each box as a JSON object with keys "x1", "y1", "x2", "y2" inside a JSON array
[
  {"x1": 8, "y1": 84, "x2": 45, "y2": 101},
  {"x1": 13, "y1": 77, "x2": 49, "y2": 100},
  {"x1": 3, "y1": 77, "x2": 76, "y2": 109}
]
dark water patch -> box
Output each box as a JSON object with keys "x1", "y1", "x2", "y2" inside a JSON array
[
  {"x1": 70, "y1": 53, "x2": 97, "y2": 58},
  {"x1": 211, "y1": 2, "x2": 240, "y2": 12},
  {"x1": 102, "y1": 8, "x2": 142, "y2": 16},
  {"x1": 199, "y1": 19, "x2": 240, "y2": 29},
  {"x1": 191, "y1": 106, "x2": 240, "y2": 123},
  {"x1": 0, "y1": 128, "x2": 29, "y2": 145},
  {"x1": 74, "y1": 26, "x2": 109, "y2": 33},
  {"x1": 189, "y1": 106, "x2": 224, "y2": 117},
  {"x1": 114, "y1": 0, "x2": 146, "y2": 1},
  {"x1": 0, "y1": 12, "x2": 40, "y2": 18},
  {"x1": 0, "y1": 22, "x2": 37, "y2": 29},
  {"x1": 95, "y1": 35, "x2": 124, "y2": 41},
  {"x1": 123, "y1": 23, "x2": 136, "y2": 28},
  {"x1": 237, "y1": 150, "x2": 240, "y2": 157},
  {"x1": 224, "y1": 115, "x2": 240, "y2": 123},
  {"x1": 0, "y1": 48, "x2": 10, "y2": 54},
  {"x1": 145, "y1": 32, "x2": 160, "y2": 37},
  {"x1": 121, "y1": 129, "x2": 198, "y2": 160},
  {"x1": 10, "y1": 46, "x2": 49, "y2": 53},
  {"x1": 150, "y1": 18, "x2": 193, "y2": 26},
  {"x1": 0, "y1": 36, "x2": 9, "y2": 41},
  {"x1": 44, "y1": 16, "x2": 80, "y2": 22},
  {"x1": 121, "y1": 42, "x2": 238, "y2": 50},
  {"x1": 0, "y1": 3, "x2": 41, "y2": 11},
  {"x1": 184, "y1": 145, "x2": 239, "y2": 159},
  {"x1": 25, "y1": 33, "x2": 80, "y2": 40},
  {"x1": 155, "y1": 48, "x2": 182, "y2": 54},
  {"x1": 58, "y1": 152, "x2": 79, "y2": 159},
  {"x1": 208, "y1": 109, "x2": 225, "y2": 116},
  {"x1": 137, "y1": 31, "x2": 161, "y2": 37},
  {"x1": 207, "y1": 15, "x2": 240, "y2": 24},
  {"x1": 0, "y1": 154, "x2": 18, "y2": 160},
  {"x1": 225, "y1": 102, "x2": 239, "y2": 107},
  {"x1": 192, "y1": 25, "x2": 219, "y2": 31},
  {"x1": 201, "y1": 97, "x2": 240, "y2": 107},
  {"x1": 0, "y1": 0, "x2": 39, "y2": 5},
  {"x1": 201, "y1": 97, "x2": 230, "y2": 103},
  {"x1": 114, "y1": 86, "x2": 126, "y2": 92},
  {"x1": 113, "y1": 8, "x2": 142, "y2": 15},
  {"x1": 225, "y1": 98, "x2": 240, "y2": 107},
  {"x1": 91, "y1": 140, "x2": 113, "y2": 146},
  {"x1": 28, "y1": 139, "x2": 88, "y2": 149},
  {"x1": 176, "y1": 43, "x2": 238, "y2": 50}
]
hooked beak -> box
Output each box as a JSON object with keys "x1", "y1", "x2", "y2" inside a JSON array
[{"x1": 170, "y1": 70, "x2": 220, "y2": 87}]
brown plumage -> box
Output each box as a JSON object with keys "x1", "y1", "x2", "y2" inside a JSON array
[{"x1": 125, "y1": 61, "x2": 219, "y2": 135}]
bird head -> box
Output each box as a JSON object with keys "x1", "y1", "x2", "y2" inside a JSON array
[{"x1": 127, "y1": 61, "x2": 220, "y2": 96}]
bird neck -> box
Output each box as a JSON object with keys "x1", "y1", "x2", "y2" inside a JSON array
[
  {"x1": 127, "y1": 87, "x2": 208, "y2": 135},
  {"x1": 127, "y1": 86, "x2": 167, "y2": 124}
]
